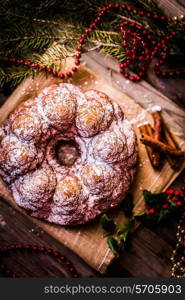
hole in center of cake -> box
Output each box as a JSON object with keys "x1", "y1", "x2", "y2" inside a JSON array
[{"x1": 55, "y1": 140, "x2": 80, "y2": 166}]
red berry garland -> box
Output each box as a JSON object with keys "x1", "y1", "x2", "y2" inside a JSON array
[
  {"x1": 0, "y1": 243, "x2": 80, "y2": 278},
  {"x1": 0, "y1": 3, "x2": 184, "y2": 82}
]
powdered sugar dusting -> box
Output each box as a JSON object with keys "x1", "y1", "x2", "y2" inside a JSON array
[{"x1": 0, "y1": 83, "x2": 137, "y2": 225}]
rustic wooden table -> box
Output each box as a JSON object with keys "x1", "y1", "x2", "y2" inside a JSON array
[{"x1": 0, "y1": 0, "x2": 184, "y2": 278}]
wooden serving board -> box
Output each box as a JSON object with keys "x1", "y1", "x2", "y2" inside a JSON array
[{"x1": 0, "y1": 61, "x2": 185, "y2": 274}]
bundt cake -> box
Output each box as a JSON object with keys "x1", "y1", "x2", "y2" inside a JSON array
[{"x1": 0, "y1": 83, "x2": 137, "y2": 225}]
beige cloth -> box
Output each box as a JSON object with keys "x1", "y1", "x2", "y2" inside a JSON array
[{"x1": 0, "y1": 63, "x2": 184, "y2": 273}]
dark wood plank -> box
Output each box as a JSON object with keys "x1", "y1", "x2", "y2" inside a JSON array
[{"x1": 0, "y1": 198, "x2": 99, "y2": 278}]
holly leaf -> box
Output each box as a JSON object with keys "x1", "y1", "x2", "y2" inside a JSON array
[
  {"x1": 107, "y1": 237, "x2": 120, "y2": 256},
  {"x1": 100, "y1": 214, "x2": 116, "y2": 233},
  {"x1": 119, "y1": 232, "x2": 128, "y2": 243},
  {"x1": 158, "y1": 209, "x2": 170, "y2": 223},
  {"x1": 143, "y1": 190, "x2": 166, "y2": 206},
  {"x1": 121, "y1": 193, "x2": 134, "y2": 218},
  {"x1": 117, "y1": 219, "x2": 134, "y2": 234}
]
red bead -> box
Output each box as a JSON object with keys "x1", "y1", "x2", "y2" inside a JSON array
[
  {"x1": 177, "y1": 201, "x2": 182, "y2": 206},
  {"x1": 25, "y1": 61, "x2": 31, "y2": 66},
  {"x1": 47, "y1": 249, "x2": 52, "y2": 253},
  {"x1": 32, "y1": 246, "x2": 38, "y2": 251},
  {"x1": 41, "y1": 65, "x2": 47, "y2": 70},
  {"x1": 147, "y1": 35, "x2": 151, "y2": 39},
  {"x1": 10, "y1": 57, "x2": 16, "y2": 62},
  {"x1": 133, "y1": 9, "x2": 137, "y2": 14},
  {"x1": 79, "y1": 39, "x2": 84, "y2": 45},
  {"x1": 102, "y1": 7, "x2": 107, "y2": 11},
  {"x1": 149, "y1": 208, "x2": 155, "y2": 214},
  {"x1": 81, "y1": 34, "x2": 86, "y2": 39},
  {"x1": 94, "y1": 18, "x2": 100, "y2": 24},
  {"x1": 135, "y1": 76, "x2": 140, "y2": 81},
  {"x1": 129, "y1": 76, "x2": 135, "y2": 81},
  {"x1": 122, "y1": 41, "x2": 127, "y2": 47},
  {"x1": 72, "y1": 67, "x2": 77, "y2": 72},
  {"x1": 0, "y1": 264, "x2": 5, "y2": 269},
  {"x1": 52, "y1": 71, "x2": 58, "y2": 76},
  {"x1": 39, "y1": 247, "x2": 45, "y2": 252},
  {"x1": 75, "y1": 60, "x2": 80, "y2": 66},
  {"x1": 153, "y1": 14, "x2": 158, "y2": 19},
  {"x1": 75, "y1": 53, "x2": 81, "y2": 59},
  {"x1": 139, "y1": 72, "x2": 144, "y2": 76},
  {"x1": 120, "y1": 63, "x2": 126, "y2": 68},
  {"x1": 108, "y1": 4, "x2": 113, "y2": 8},
  {"x1": 115, "y1": 3, "x2": 119, "y2": 8},
  {"x1": 89, "y1": 23, "x2": 95, "y2": 29},
  {"x1": 59, "y1": 73, "x2": 65, "y2": 79},
  {"x1": 76, "y1": 46, "x2": 81, "y2": 52},
  {"x1": 33, "y1": 63, "x2": 39, "y2": 69},
  {"x1": 169, "y1": 71, "x2": 173, "y2": 77},
  {"x1": 26, "y1": 244, "x2": 31, "y2": 249},
  {"x1": 151, "y1": 41, "x2": 156, "y2": 45},
  {"x1": 161, "y1": 16, "x2": 165, "y2": 20},
  {"x1": 47, "y1": 68, "x2": 53, "y2": 74},
  {"x1": 120, "y1": 68, "x2": 124, "y2": 73},
  {"x1": 139, "y1": 11, "x2": 144, "y2": 16},
  {"x1": 147, "y1": 13, "x2": 151, "y2": 17},
  {"x1": 54, "y1": 251, "x2": 59, "y2": 256},
  {"x1": 98, "y1": 12, "x2": 103, "y2": 17},
  {"x1": 121, "y1": 4, "x2": 126, "y2": 9},
  {"x1": 66, "y1": 72, "x2": 72, "y2": 77},
  {"x1": 124, "y1": 73, "x2": 129, "y2": 78}
]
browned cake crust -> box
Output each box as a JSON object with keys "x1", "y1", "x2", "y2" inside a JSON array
[{"x1": 0, "y1": 83, "x2": 137, "y2": 225}]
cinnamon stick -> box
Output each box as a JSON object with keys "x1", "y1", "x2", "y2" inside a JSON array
[
  {"x1": 163, "y1": 124, "x2": 181, "y2": 169},
  {"x1": 139, "y1": 124, "x2": 153, "y2": 165},
  {"x1": 139, "y1": 123, "x2": 161, "y2": 168},
  {"x1": 152, "y1": 111, "x2": 162, "y2": 141},
  {"x1": 140, "y1": 135, "x2": 185, "y2": 157},
  {"x1": 151, "y1": 111, "x2": 162, "y2": 167}
]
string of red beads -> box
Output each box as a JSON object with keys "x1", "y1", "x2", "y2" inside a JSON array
[
  {"x1": 0, "y1": 243, "x2": 80, "y2": 278},
  {"x1": 0, "y1": 3, "x2": 184, "y2": 82}
]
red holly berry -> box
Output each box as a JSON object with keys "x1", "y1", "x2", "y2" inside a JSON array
[
  {"x1": 162, "y1": 204, "x2": 169, "y2": 209},
  {"x1": 149, "y1": 208, "x2": 155, "y2": 214},
  {"x1": 166, "y1": 189, "x2": 174, "y2": 194}
]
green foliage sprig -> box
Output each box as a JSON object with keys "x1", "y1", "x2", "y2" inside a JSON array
[
  {"x1": 0, "y1": 0, "x2": 184, "y2": 88},
  {"x1": 100, "y1": 187, "x2": 185, "y2": 256}
]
